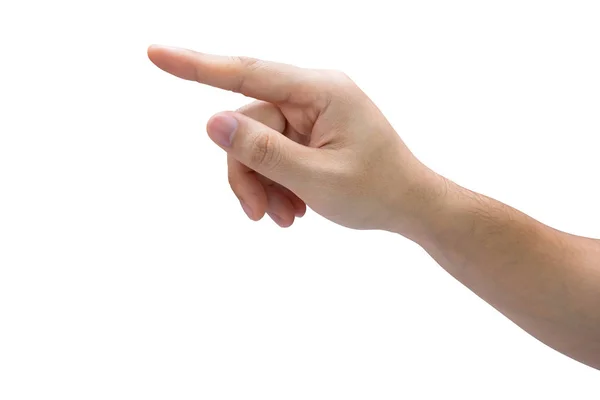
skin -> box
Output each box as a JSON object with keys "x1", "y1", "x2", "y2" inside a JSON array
[{"x1": 147, "y1": 45, "x2": 600, "y2": 370}]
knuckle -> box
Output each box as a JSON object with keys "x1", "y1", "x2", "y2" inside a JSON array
[
  {"x1": 229, "y1": 56, "x2": 262, "y2": 93},
  {"x1": 250, "y1": 133, "x2": 281, "y2": 170},
  {"x1": 250, "y1": 133, "x2": 270, "y2": 166},
  {"x1": 235, "y1": 100, "x2": 267, "y2": 116},
  {"x1": 238, "y1": 56, "x2": 261, "y2": 70},
  {"x1": 317, "y1": 69, "x2": 359, "y2": 105},
  {"x1": 329, "y1": 69, "x2": 354, "y2": 86}
]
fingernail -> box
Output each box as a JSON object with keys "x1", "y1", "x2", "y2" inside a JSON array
[
  {"x1": 267, "y1": 212, "x2": 284, "y2": 226},
  {"x1": 240, "y1": 200, "x2": 253, "y2": 219},
  {"x1": 208, "y1": 114, "x2": 238, "y2": 147}
]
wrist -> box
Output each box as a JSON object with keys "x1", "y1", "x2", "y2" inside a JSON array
[{"x1": 386, "y1": 166, "x2": 459, "y2": 244}]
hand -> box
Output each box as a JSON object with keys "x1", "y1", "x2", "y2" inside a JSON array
[{"x1": 147, "y1": 45, "x2": 444, "y2": 237}]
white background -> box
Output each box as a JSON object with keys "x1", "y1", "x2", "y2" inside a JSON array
[{"x1": 1, "y1": 0, "x2": 599, "y2": 398}]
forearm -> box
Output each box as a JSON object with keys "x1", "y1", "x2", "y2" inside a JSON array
[{"x1": 407, "y1": 175, "x2": 600, "y2": 369}]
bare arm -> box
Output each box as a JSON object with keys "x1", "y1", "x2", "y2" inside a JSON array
[
  {"x1": 411, "y1": 176, "x2": 600, "y2": 369},
  {"x1": 148, "y1": 45, "x2": 600, "y2": 370}
]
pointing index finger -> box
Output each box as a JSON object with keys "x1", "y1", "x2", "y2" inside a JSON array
[{"x1": 147, "y1": 45, "x2": 321, "y2": 104}]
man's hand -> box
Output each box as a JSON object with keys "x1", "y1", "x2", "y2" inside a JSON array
[
  {"x1": 147, "y1": 45, "x2": 600, "y2": 370},
  {"x1": 147, "y1": 45, "x2": 442, "y2": 236}
]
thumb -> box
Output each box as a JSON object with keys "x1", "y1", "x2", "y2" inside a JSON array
[{"x1": 206, "y1": 111, "x2": 314, "y2": 188}]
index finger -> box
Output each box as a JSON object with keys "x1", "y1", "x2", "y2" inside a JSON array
[{"x1": 147, "y1": 45, "x2": 322, "y2": 104}]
